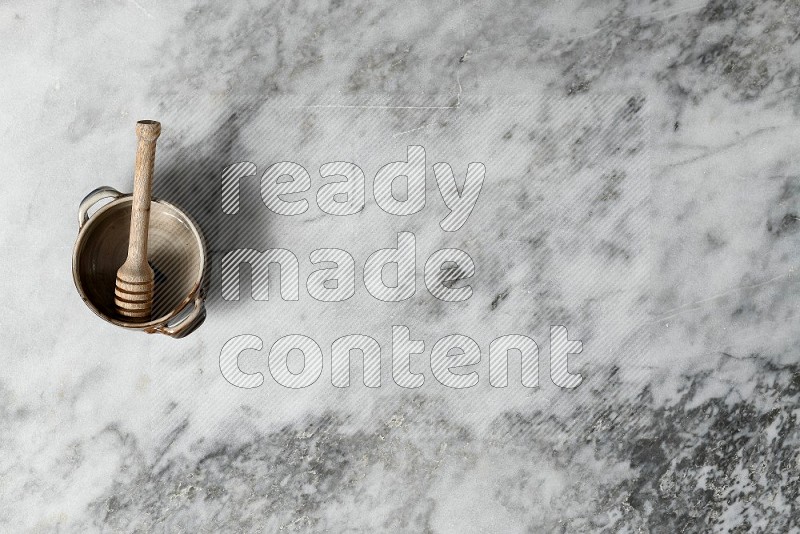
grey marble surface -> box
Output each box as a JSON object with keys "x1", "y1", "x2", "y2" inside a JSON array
[{"x1": 2, "y1": 0, "x2": 799, "y2": 532}]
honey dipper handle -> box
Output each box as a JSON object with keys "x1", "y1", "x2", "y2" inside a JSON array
[{"x1": 127, "y1": 120, "x2": 161, "y2": 266}]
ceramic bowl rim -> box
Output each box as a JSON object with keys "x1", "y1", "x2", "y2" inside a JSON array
[{"x1": 72, "y1": 195, "x2": 207, "y2": 329}]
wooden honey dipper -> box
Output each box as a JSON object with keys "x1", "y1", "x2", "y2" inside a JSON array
[{"x1": 114, "y1": 120, "x2": 161, "y2": 320}]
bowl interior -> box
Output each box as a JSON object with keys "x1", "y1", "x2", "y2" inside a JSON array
[{"x1": 75, "y1": 199, "x2": 204, "y2": 325}]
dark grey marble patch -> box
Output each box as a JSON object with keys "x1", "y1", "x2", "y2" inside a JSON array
[{"x1": 71, "y1": 361, "x2": 798, "y2": 532}]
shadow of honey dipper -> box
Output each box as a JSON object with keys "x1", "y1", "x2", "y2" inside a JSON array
[{"x1": 114, "y1": 120, "x2": 161, "y2": 320}]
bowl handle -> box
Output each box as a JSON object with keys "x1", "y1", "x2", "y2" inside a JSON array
[
  {"x1": 153, "y1": 296, "x2": 206, "y2": 338},
  {"x1": 78, "y1": 186, "x2": 123, "y2": 229}
]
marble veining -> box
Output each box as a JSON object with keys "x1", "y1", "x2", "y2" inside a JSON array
[{"x1": 1, "y1": 0, "x2": 799, "y2": 531}]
